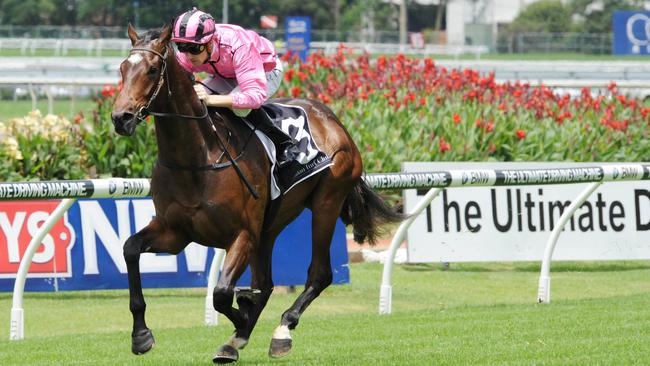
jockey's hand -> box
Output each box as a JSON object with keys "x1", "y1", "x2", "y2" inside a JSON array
[
  {"x1": 193, "y1": 84, "x2": 209, "y2": 101},
  {"x1": 193, "y1": 84, "x2": 234, "y2": 108}
]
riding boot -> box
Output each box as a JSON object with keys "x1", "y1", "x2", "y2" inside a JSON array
[{"x1": 247, "y1": 108, "x2": 300, "y2": 166}]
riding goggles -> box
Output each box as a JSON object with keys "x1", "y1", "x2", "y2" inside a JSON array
[{"x1": 175, "y1": 42, "x2": 207, "y2": 55}]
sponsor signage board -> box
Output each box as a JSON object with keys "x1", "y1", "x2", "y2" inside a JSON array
[
  {"x1": 0, "y1": 198, "x2": 349, "y2": 291},
  {"x1": 404, "y1": 162, "x2": 650, "y2": 263},
  {"x1": 613, "y1": 11, "x2": 650, "y2": 55},
  {"x1": 285, "y1": 16, "x2": 311, "y2": 61}
]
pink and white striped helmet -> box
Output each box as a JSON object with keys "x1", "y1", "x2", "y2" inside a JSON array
[{"x1": 172, "y1": 8, "x2": 215, "y2": 44}]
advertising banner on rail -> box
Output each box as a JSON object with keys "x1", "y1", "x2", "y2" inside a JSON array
[
  {"x1": 0, "y1": 198, "x2": 349, "y2": 292},
  {"x1": 403, "y1": 162, "x2": 650, "y2": 263},
  {"x1": 612, "y1": 11, "x2": 650, "y2": 55}
]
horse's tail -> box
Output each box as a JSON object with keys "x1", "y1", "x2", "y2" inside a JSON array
[{"x1": 340, "y1": 177, "x2": 408, "y2": 245}]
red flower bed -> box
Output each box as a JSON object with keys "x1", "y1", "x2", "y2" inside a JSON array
[{"x1": 278, "y1": 46, "x2": 650, "y2": 172}]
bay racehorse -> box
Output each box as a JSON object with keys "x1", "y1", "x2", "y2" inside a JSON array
[{"x1": 111, "y1": 24, "x2": 403, "y2": 363}]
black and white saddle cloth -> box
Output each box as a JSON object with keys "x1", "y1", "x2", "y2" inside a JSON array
[{"x1": 256, "y1": 102, "x2": 333, "y2": 200}]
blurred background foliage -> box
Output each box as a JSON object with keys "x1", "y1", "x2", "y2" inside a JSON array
[{"x1": 0, "y1": 0, "x2": 647, "y2": 37}]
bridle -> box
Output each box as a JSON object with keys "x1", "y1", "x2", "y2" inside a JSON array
[
  {"x1": 127, "y1": 45, "x2": 260, "y2": 199},
  {"x1": 130, "y1": 46, "x2": 209, "y2": 122}
]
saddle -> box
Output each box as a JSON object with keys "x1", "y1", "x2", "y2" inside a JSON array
[{"x1": 215, "y1": 103, "x2": 332, "y2": 201}]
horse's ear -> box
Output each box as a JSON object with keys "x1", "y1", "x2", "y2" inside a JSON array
[
  {"x1": 127, "y1": 23, "x2": 139, "y2": 46},
  {"x1": 159, "y1": 24, "x2": 172, "y2": 45}
]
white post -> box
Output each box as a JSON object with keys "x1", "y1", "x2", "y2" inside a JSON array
[
  {"x1": 70, "y1": 86, "x2": 77, "y2": 117},
  {"x1": 28, "y1": 84, "x2": 36, "y2": 111},
  {"x1": 10, "y1": 198, "x2": 76, "y2": 340},
  {"x1": 222, "y1": 0, "x2": 229, "y2": 23},
  {"x1": 205, "y1": 248, "x2": 226, "y2": 326},
  {"x1": 379, "y1": 188, "x2": 441, "y2": 314},
  {"x1": 45, "y1": 88, "x2": 54, "y2": 115},
  {"x1": 537, "y1": 182, "x2": 601, "y2": 303}
]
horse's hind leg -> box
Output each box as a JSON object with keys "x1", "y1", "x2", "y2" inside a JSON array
[
  {"x1": 215, "y1": 233, "x2": 276, "y2": 363},
  {"x1": 215, "y1": 234, "x2": 275, "y2": 359},
  {"x1": 212, "y1": 229, "x2": 261, "y2": 364},
  {"x1": 124, "y1": 219, "x2": 186, "y2": 355},
  {"x1": 269, "y1": 187, "x2": 349, "y2": 358},
  {"x1": 237, "y1": 234, "x2": 276, "y2": 338}
]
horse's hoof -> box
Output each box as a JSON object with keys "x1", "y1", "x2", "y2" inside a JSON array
[
  {"x1": 213, "y1": 344, "x2": 239, "y2": 364},
  {"x1": 268, "y1": 338, "x2": 292, "y2": 358},
  {"x1": 131, "y1": 328, "x2": 155, "y2": 355}
]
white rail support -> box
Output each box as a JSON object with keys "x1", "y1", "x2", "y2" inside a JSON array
[
  {"x1": 537, "y1": 182, "x2": 602, "y2": 304},
  {"x1": 45, "y1": 88, "x2": 54, "y2": 115},
  {"x1": 10, "y1": 198, "x2": 76, "y2": 340},
  {"x1": 379, "y1": 188, "x2": 442, "y2": 314},
  {"x1": 27, "y1": 83, "x2": 36, "y2": 111},
  {"x1": 204, "y1": 248, "x2": 226, "y2": 326}
]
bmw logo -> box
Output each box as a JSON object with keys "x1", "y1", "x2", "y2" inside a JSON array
[
  {"x1": 462, "y1": 173, "x2": 469, "y2": 184},
  {"x1": 612, "y1": 168, "x2": 620, "y2": 179},
  {"x1": 108, "y1": 181, "x2": 117, "y2": 195}
]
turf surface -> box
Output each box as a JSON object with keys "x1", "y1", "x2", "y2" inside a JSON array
[{"x1": 1, "y1": 261, "x2": 650, "y2": 365}]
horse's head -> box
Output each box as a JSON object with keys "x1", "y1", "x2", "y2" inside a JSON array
[{"x1": 111, "y1": 24, "x2": 172, "y2": 136}]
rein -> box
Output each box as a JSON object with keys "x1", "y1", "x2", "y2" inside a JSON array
[{"x1": 128, "y1": 46, "x2": 260, "y2": 199}]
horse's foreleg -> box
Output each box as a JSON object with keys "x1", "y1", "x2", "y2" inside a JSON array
[
  {"x1": 212, "y1": 230, "x2": 256, "y2": 363},
  {"x1": 124, "y1": 233, "x2": 155, "y2": 355},
  {"x1": 124, "y1": 221, "x2": 186, "y2": 355},
  {"x1": 269, "y1": 203, "x2": 341, "y2": 358}
]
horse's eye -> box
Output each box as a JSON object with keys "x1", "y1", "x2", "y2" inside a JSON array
[{"x1": 147, "y1": 66, "x2": 158, "y2": 78}]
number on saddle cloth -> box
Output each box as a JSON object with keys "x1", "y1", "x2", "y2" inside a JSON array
[
  {"x1": 257, "y1": 103, "x2": 319, "y2": 163},
  {"x1": 257, "y1": 102, "x2": 334, "y2": 196}
]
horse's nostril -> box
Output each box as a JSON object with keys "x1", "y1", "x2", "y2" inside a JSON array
[
  {"x1": 111, "y1": 111, "x2": 137, "y2": 135},
  {"x1": 123, "y1": 112, "x2": 135, "y2": 121},
  {"x1": 112, "y1": 112, "x2": 123, "y2": 124},
  {"x1": 111, "y1": 112, "x2": 135, "y2": 125}
]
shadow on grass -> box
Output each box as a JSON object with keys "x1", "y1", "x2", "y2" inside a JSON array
[{"x1": 400, "y1": 261, "x2": 650, "y2": 273}]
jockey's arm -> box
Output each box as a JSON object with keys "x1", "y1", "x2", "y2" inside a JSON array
[{"x1": 191, "y1": 44, "x2": 267, "y2": 110}]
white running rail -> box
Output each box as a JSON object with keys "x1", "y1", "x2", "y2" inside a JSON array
[
  {"x1": 364, "y1": 164, "x2": 650, "y2": 314},
  {"x1": 4, "y1": 178, "x2": 149, "y2": 340},
  {"x1": 5, "y1": 164, "x2": 650, "y2": 338}
]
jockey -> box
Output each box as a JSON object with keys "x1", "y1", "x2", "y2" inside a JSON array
[{"x1": 171, "y1": 7, "x2": 299, "y2": 164}]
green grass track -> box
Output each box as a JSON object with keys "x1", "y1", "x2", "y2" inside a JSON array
[{"x1": 1, "y1": 261, "x2": 650, "y2": 365}]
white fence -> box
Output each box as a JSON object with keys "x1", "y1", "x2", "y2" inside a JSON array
[
  {"x1": 310, "y1": 41, "x2": 489, "y2": 59},
  {"x1": 363, "y1": 164, "x2": 650, "y2": 314},
  {"x1": 0, "y1": 37, "x2": 486, "y2": 58},
  {"x1": 0, "y1": 38, "x2": 131, "y2": 56},
  {"x1": 5, "y1": 164, "x2": 650, "y2": 340},
  {"x1": 5, "y1": 179, "x2": 149, "y2": 340},
  {"x1": 0, "y1": 77, "x2": 119, "y2": 116}
]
